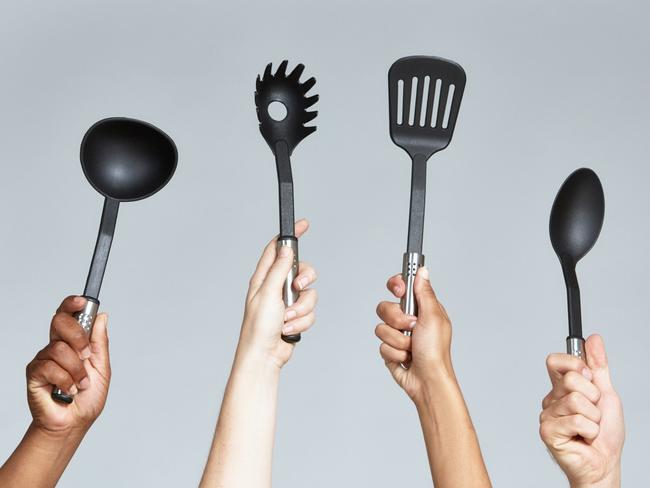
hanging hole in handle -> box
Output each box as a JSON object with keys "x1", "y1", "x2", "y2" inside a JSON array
[{"x1": 268, "y1": 101, "x2": 288, "y2": 121}]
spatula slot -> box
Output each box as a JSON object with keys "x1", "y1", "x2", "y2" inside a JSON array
[
  {"x1": 419, "y1": 76, "x2": 430, "y2": 127},
  {"x1": 442, "y1": 84, "x2": 455, "y2": 129},
  {"x1": 408, "y1": 77, "x2": 418, "y2": 126},
  {"x1": 396, "y1": 79, "x2": 404, "y2": 125},
  {"x1": 430, "y1": 78, "x2": 442, "y2": 128}
]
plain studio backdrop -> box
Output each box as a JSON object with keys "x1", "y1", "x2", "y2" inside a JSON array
[{"x1": 0, "y1": 1, "x2": 648, "y2": 486}]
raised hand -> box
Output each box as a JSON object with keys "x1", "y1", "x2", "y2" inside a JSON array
[
  {"x1": 540, "y1": 335, "x2": 624, "y2": 488},
  {"x1": 27, "y1": 296, "x2": 111, "y2": 433}
]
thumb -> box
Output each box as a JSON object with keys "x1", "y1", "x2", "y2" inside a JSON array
[
  {"x1": 261, "y1": 245, "x2": 295, "y2": 295},
  {"x1": 585, "y1": 334, "x2": 614, "y2": 392},
  {"x1": 413, "y1": 267, "x2": 438, "y2": 322},
  {"x1": 89, "y1": 313, "x2": 110, "y2": 376}
]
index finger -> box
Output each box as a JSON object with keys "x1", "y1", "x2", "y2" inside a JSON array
[
  {"x1": 56, "y1": 296, "x2": 87, "y2": 315},
  {"x1": 386, "y1": 275, "x2": 405, "y2": 299},
  {"x1": 546, "y1": 353, "x2": 589, "y2": 386}
]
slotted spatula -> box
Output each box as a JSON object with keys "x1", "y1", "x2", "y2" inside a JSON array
[{"x1": 388, "y1": 56, "x2": 466, "y2": 324}]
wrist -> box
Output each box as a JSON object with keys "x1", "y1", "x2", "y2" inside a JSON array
[
  {"x1": 409, "y1": 357, "x2": 457, "y2": 405},
  {"x1": 411, "y1": 367, "x2": 460, "y2": 409},
  {"x1": 571, "y1": 465, "x2": 621, "y2": 488},
  {"x1": 24, "y1": 421, "x2": 89, "y2": 459},
  {"x1": 233, "y1": 345, "x2": 283, "y2": 378},
  {"x1": 29, "y1": 420, "x2": 90, "y2": 443}
]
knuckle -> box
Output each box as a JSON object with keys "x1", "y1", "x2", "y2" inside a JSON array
[
  {"x1": 71, "y1": 328, "x2": 87, "y2": 345},
  {"x1": 569, "y1": 414, "x2": 583, "y2": 430},
  {"x1": 562, "y1": 371, "x2": 578, "y2": 389},
  {"x1": 51, "y1": 312, "x2": 66, "y2": 329},
  {"x1": 374, "y1": 324, "x2": 385, "y2": 338},
  {"x1": 545, "y1": 354, "x2": 556, "y2": 370},
  {"x1": 567, "y1": 391, "x2": 582, "y2": 410},
  {"x1": 51, "y1": 340, "x2": 69, "y2": 356},
  {"x1": 538, "y1": 410, "x2": 547, "y2": 424},
  {"x1": 539, "y1": 421, "x2": 551, "y2": 440}
]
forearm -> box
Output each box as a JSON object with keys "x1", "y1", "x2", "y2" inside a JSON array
[
  {"x1": 414, "y1": 371, "x2": 491, "y2": 488},
  {"x1": 0, "y1": 422, "x2": 87, "y2": 487},
  {"x1": 200, "y1": 348, "x2": 281, "y2": 488}
]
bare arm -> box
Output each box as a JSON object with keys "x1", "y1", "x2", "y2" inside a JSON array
[
  {"x1": 375, "y1": 267, "x2": 491, "y2": 487},
  {"x1": 0, "y1": 297, "x2": 111, "y2": 487},
  {"x1": 200, "y1": 219, "x2": 318, "y2": 487}
]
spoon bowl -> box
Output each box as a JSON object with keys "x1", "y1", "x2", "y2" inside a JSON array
[
  {"x1": 81, "y1": 117, "x2": 177, "y2": 202},
  {"x1": 550, "y1": 168, "x2": 605, "y2": 264}
]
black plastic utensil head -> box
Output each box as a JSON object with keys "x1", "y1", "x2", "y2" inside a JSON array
[
  {"x1": 255, "y1": 60, "x2": 318, "y2": 155},
  {"x1": 389, "y1": 56, "x2": 466, "y2": 160},
  {"x1": 81, "y1": 117, "x2": 178, "y2": 202},
  {"x1": 550, "y1": 168, "x2": 605, "y2": 266}
]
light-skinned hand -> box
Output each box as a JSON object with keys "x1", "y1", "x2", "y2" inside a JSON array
[
  {"x1": 237, "y1": 219, "x2": 318, "y2": 368},
  {"x1": 375, "y1": 267, "x2": 454, "y2": 402},
  {"x1": 539, "y1": 335, "x2": 624, "y2": 488}
]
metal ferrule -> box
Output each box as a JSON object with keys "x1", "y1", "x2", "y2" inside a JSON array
[
  {"x1": 278, "y1": 237, "x2": 299, "y2": 307},
  {"x1": 75, "y1": 298, "x2": 100, "y2": 335},
  {"x1": 566, "y1": 336, "x2": 586, "y2": 360},
  {"x1": 400, "y1": 252, "x2": 425, "y2": 318}
]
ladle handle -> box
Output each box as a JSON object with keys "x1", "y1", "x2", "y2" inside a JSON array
[
  {"x1": 566, "y1": 336, "x2": 586, "y2": 361},
  {"x1": 51, "y1": 298, "x2": 99, "y2": 404},
  {"x1": 278, "y1": 237, "x2": 301, "y2": 343},
  {"x1": 400, "y1": 252, "x2": 425, "y2": 337}
]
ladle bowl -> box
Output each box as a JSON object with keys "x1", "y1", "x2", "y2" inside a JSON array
[{"x1": 81, "y1": 117, "x2": 177, "y2": 201}]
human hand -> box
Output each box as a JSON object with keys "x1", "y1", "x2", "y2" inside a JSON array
[
  {"x1": 26, "y1": 296, "x2": 111, "y2": 435},
  {"x1": 375, "y1": 267, "x2": 455, "y2": 403},
  {"x1": 539, "y1": 335, "x2": 624, "y2": 488},
  {"x1": 237, "y1": 219, "x2": 318, "y2": 369}
]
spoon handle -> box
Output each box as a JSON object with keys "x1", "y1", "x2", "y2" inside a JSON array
[
  {"x1": 278, "y1": 237, "x2": 301, "y2": 343},
  {"x1": 51, "y1": 298, "x2": 99, "y2": 404},
  {"x1": 400, "y1": 252, "x2": 425, "y2": 336},
  {"x1": 566, "y1": 336, "x2": 586, "y2": 361}
]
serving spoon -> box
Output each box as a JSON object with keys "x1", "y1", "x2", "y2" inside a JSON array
[{"x1": 549, "y1": 167, "x2": 605, "y2": 359}]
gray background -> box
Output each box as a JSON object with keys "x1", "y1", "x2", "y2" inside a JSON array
[{"x1": 0, "y1": 0, "x2": 648, "y2": 486}]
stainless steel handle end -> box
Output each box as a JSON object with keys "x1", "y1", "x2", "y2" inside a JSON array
[
  {"x1": 52, "y1": 298, "x2": 99, "y2": 404},
  {"x1": 278, "y1": 238, "x2": 301, "y2": 343},
  {"x1": 566, "y1": 336, "x2": 586, "y2": 360},
  {"x1": 400, "y1": 252, "x2": 425, "y2": 324}
]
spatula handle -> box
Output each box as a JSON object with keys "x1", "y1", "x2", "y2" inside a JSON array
[
  {"x1": 400, "y1": 252, "x2": 424, "y2": 336},
  {"x1": 51, "y1": 298, "x2": 99, "y2": 404},
  {"x1": 278, "y1": 237, "x2": 301, "y2": 343},
  {"x1": 566, "y1": 336, "x2": 586, "y2": 361}
]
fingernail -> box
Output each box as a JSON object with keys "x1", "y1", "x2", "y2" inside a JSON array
[
  {"x1": 285, "y1": 309, "x2": 297, "y2": 320},
  {"x1": 297, "y1": 277, "x2": 308, "y2": 290},
  {"x1": 69, "y1": 385, "x2": 78, "y2": 396},
  {"x1": 80, "y1": 347, "x2": 91, "y2": 360},
  {"x1": 419, "y1": 267, "x2": 430, "y2": 281},
  {"x1": 409, "y1": 321, "x2": 417, "y2": 329},
  {"x1": 282, "y1": 325, "x2": 295, "y2": 335},
  {"x1": 392, "y1": 286, "x2": 400, "y2": 295},
  {"x1": 279, "y1": 246, "x2": 291, "y2": 257},
  {"x1": 582, "y1": 368, "x2": 593, "y2": 381},
  {"x1": 79, "y1": 377, "x2": 90, "y2": 390}
]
